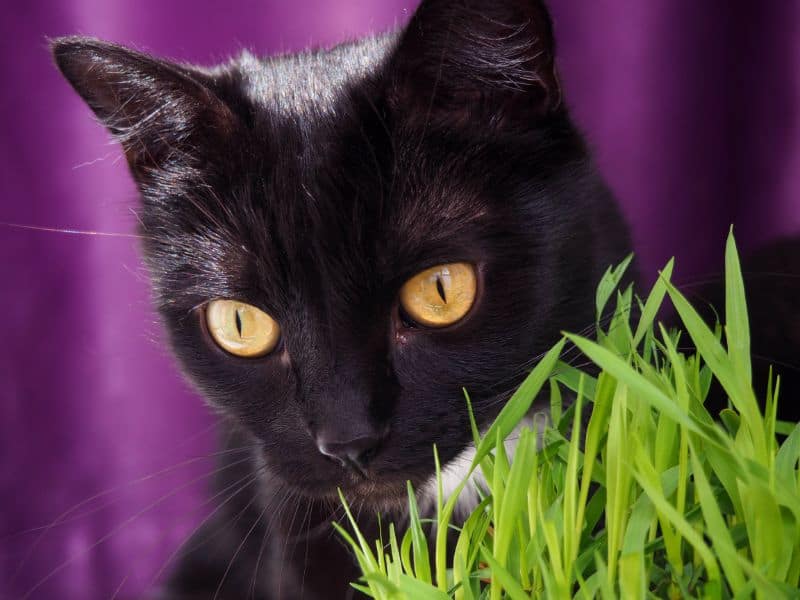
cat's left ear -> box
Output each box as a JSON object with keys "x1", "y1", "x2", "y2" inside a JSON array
[
  {"x1": 52, "y1": 37, "x2": 235, "y2": 182},
  {"x1": 388, "y1": 0, "x2": 562, "y2": 128}
]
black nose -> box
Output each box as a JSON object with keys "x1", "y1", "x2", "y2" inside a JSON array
[{"x1": 316, "y1": 431, "x2": 385, "y2": 473}]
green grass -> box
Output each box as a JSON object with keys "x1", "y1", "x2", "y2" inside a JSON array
[{"x1": 337, "y1": 231, "x2": 800, "y2": 599}]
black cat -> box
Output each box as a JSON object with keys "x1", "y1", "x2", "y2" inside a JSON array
[{"x1": 51, "y1": 0, "x2": 657, "y2": 597}]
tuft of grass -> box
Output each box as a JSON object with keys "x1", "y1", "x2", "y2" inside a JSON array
[{"x1": 338, "y1": 231, "x2": 800, "y2": 599}]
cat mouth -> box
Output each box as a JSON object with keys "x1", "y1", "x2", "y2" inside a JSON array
[
  {"x1": 338, "y1": 477, "x2": 418, "y2": 511},
  {"x1": 335, "y1": 465, "x2": 410, "y2": 493},
  {"x1": 285, "y1": 464, "x2": 423, "y2": 508}
]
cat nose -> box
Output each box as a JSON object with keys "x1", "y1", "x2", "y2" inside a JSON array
[{"x1": 315, "y1": 430, "x2": 386, "y2": 473}]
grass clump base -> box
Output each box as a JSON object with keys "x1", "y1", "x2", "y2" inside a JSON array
[{"x1": 337, "y1": 232, "x2": 800, "y2": 599}]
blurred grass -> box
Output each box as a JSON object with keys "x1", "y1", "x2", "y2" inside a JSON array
[{"x1": 338, "y1": 231, "x2": 800, "y2": 599}]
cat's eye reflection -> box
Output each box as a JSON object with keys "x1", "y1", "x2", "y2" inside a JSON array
[
  {"x1": 205, "y1": 299, "x2": 281, "y2": 357},
  {"x1": 399, "y1": 262, "x2": 477, "y2": 327}
]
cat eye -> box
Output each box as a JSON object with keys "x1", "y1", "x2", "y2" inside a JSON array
[
  {"x1": 205, "y1": 300, "x2": 281, "y2": 357},
  {"x1": 399, "y1": 262, "x2": 477, "y2": 328}
]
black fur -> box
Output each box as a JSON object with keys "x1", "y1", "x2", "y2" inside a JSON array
[
  {"x1": 690, "y1": 238, "x2": 800, "y2": 425},
  {"x1": 52, "y1": 1, "x2": 632, "y2": 597}
]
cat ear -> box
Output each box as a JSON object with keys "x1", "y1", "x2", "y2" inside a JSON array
[
  {"x1": 388, "y1": 0, "x2": 562, "y2": 127},
  {"x1": 51, "y1": 37, "x2": 235, "y2": 179}
]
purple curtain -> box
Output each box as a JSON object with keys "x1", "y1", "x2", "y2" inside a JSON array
[{"x1": 1, "y1": 1, "x2": 797, "y2": 598}]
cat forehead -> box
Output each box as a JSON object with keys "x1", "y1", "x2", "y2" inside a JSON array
[{"x1": 233, "y1": 33, "x2": 398, "y2": 117}]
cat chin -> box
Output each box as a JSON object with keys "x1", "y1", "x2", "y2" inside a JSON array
[
  {"x1": 304, "y1": 480, "x2": 419, "y2": 516},
  {"x1": 341, "y1": 480, "x2": 420, "y2": 513},
  {"x1": 257, "y1": 460, "x2": 422, "y2": 511}
]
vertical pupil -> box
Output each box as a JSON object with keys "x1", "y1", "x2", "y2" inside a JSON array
[
  {"x1": 234, "y1": 307, "x2": 243, "y2": 337},
  {"x1": 435, "y1": 276, "x2": 447, "y2": 303}
]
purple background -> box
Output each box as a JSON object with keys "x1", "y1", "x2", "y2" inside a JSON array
[{"x1": 1, "y1": 1, "x2": 798, "y2": 598}]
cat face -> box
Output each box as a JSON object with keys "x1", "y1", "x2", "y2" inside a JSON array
[{"x1": 52, "y1": 0, "x2": 631, "y2": 507}]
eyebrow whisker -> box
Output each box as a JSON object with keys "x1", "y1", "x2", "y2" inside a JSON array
[{"x1": 0, "y1": 222, "x2": 144, "y2": 239}]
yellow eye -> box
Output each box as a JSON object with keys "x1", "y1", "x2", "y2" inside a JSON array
[
  {"x1": 399, "y1": 262, "x2": 477, "y2": 327},
  {"x1": 205, "y1": 300, "x2": 281, "y2": 357}
]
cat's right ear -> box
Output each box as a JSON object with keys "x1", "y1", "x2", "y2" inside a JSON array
[
  {"x1": 51, "y1": 37, "x2": 235, "y2": 181},
  {"x1": 388, "y1": 0, "x2": 562, "y2": 129}
]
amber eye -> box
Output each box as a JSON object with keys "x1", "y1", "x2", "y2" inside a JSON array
[
  {"x1": 399, "y1": 262, "x2": 477, "y2": 328},
  {"x1": 205, "y1": 300, "x2": 281, "y2": 357}
]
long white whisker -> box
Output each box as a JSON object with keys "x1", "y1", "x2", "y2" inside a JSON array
[
  {"x1": 21, "y1": 454, "x2": 257, "y2": 599},
  {"x1": 212, "y1": 499, "x2": 269, "y2": 600},
  {"x1": 0, "y1": 222, "x2": 143, "y2": 239},
  {"x1": 7, "y1": 443, "x2": 259, "y2": 583},
  {"x1": 148, "y1": 464, "x2": 269, "y2": 588}
]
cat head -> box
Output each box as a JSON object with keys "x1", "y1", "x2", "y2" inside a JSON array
[{"x1": 52, "y1": 0, "x2": 630, "y2": 507}]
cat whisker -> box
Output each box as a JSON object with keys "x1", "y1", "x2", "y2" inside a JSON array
[
  {"x1": 212, "y1": 497, "x2": 269, "y2": 600},
  {"x1": 393, "y1": 35, "x2": 447, "y2": 207},
  {"x1": 71, "y1": 151, "x2": 116, "y2": 170},
  {"x1": 360, "y1": 88, "x2": 397, "y2": 218},
  {"x1": 671, "y1": 270, "x2": 800, "y2": 296},
  {"x1": 0, "y1": 221, "x2": 144, "y2": 240},
  {"x1": 478, "y1": 360, "x2": 594, "y2": 412},
  {"x1": 298, "y1": 500, "x2": 315, "y2": 600},
  {"x1": 752, "y1": 354, "x2": 800, "y2": 375},
  {"x1": 20, "y1": 452, "x2": 260, "y2": 599},
  {"x1": 740, "y1": 270, "x2": 800, "y2": 281},
  {"x1": 276, "y1": 489, "x2": 306, "y2": 599},
  {"x1": 352, "y1": 100, "x2": 387, "y2": 212},
  {"x1": 6, "y1": 441, "x2": 258, "y2": 583},
  {"x1": 148, "y1": 464, "x2": 269, "y2": 588},
  {"x1": 108, "y1": 574, "x2": 129, "y2": 600},
  {"x1": 478, "y1": 305, "x2": 641, "y2": 394},
  {"x1": 249, "y1": 482, "x2": 288, "y2": 600}
]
